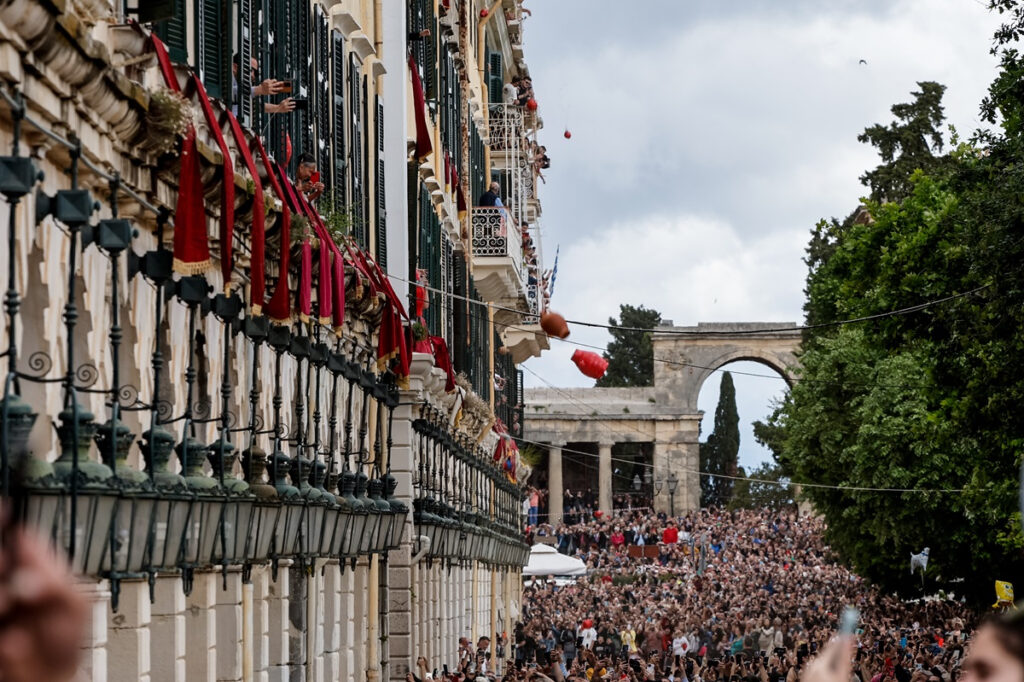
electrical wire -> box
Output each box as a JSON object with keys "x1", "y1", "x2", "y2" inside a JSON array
[
  {"x1": 513, "y1": 434, "x2": 968, "y2": 495},
  {"x1": 386, "y1": 269, "x2": 991, "y2": 338}
]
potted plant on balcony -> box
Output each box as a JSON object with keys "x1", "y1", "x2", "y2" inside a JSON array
[{"x1": 140, "y1": 87, "x2": 191, "y2": 156}]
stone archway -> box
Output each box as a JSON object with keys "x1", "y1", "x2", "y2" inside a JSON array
[{"x1": 524, "y1": 322, "x2": 802, "y2": 517}]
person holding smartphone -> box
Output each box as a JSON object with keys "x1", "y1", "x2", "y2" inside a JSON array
[{"x1": 295, "y1": 153, "x2": 325, "y2": 203}]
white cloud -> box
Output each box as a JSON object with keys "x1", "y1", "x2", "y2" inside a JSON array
[{"x1": 520, "y1": 0, "x2": 1004, "y2": 464}]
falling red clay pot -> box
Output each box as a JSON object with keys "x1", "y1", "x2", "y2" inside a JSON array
[
  {"x1": 540, "y1": 311, "x2": 569, "y2": 339},
  {"x1": 526, "y1": 98, "x2": 538, "y2": 111},
  {"x1": 564, "y1": 130, "x2": 572, "y2": 139},
  {"x1": 572, "y1": 349, "x2": 608, "y2": 380}
]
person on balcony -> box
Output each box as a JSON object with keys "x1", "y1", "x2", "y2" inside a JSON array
[
  {"x1": 295, "y1": 153, "x2": 325, "y2": 203},
  {"x1": 478, "y1": 181, "x2": 500, "y2": 207},
  {"x1": 504, "y1": 77, "x2": 521, "y2": 105},
  {"x1": 231, "y1": 54, "x2": 296, "y2": 117}
]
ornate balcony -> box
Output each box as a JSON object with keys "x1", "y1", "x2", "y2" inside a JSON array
[
  {"x1": 471, "y1": 206, "x2": 528, "y2": 305},
  {"x1": 501, "y1": 284, "x2": 550, "y2": 364}
]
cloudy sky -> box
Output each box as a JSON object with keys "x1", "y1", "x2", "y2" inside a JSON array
[{"x1": 518, "y1": 0, "x2": 1003, "y2": 470}]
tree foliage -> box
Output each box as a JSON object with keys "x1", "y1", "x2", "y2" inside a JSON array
[
  {"x1": 595, "y1": 304, "x2": 662, "y2": 388},
  {"x1": 700, "y1": 372, "x2": 740, "y2": 508},
  {"x1": 857, "y1": 81, "x2": 949, "y2": 204},
  {"x1": 728, "y1": 462, "x2": 795, "y2": 512},
  {"x1": 774, "y1": 53, "x2": 1024, "y2": 603}
]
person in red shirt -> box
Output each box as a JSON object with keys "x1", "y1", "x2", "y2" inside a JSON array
[{"x1": 662, "y1": 520, "x2": 679, "y2": 544}]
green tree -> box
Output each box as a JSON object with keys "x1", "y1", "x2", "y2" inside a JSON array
[
  {"x1": 700, "y1": 372, "x2": 740, "y2": 507},
  {"x1": 857, "y1": 81, "x2": 949, "y2": 203},
  {"x1": 728, "y1": 462, "x2": 795, "y2": 511},
  {"x1": 774, "y1": 70, "x2": 1024, "y2": 603},
  {"x1": 595, "y1": 304, "x2": 662, "y2": 387}
]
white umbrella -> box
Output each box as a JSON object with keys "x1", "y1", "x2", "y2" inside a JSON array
[{"x1": 523, "y1": 543, "x2": 587, "y2": 576}]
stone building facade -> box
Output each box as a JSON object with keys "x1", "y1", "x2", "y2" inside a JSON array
[{"x1": 0, "y1": 0, "x2": 545, "y2": 680}]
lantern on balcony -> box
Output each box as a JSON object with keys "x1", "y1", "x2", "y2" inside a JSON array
[
  {"x1": 242, "y1": 445, "x2": 281, "y2": 565},
  {"x1": 141, "y1": 426, "x2": 195, "y2": 573},
  {"x1": 383, "y1": 473, "x2": 409, "y2": 551},
  {"x1": 97, "y1": 418, "x2": 157, "y2": 578},
  {"x1": 208, "y1": 437, "x2": 255, "y2": 569},
  {"x1": 328, "y1": 471, "x2": 353, "y2": 558},
  {"x1": 314, "y1": 464, "x2": 340, "y2": 557},
  {"x1": 292, "y1": 456, "x2": 328, "y2": 561},
  {"x1": 180, "y1": 438, "x2": 227, "y2": 576},
  {"x1": 270, "y1": 447, "x2": 303, "y2": 562},
  {"x1": 367, "y1": 478, "x2": 394, "y2": 554},
  {"x1": 51, "y1": 402, "x2": 119, "y2": 577},
  {"x1": 339, "y1": 469, "x2": 368, "y2": 563},
  {"x1": 571, "y1": 350, "x2": 609, "y2": 380},
  {"x1": 540, "y1": 311, "x2": 569, "y2": 339},
  {"x1": 355, "y1": 471, "x2": 382, "y2": 555}
]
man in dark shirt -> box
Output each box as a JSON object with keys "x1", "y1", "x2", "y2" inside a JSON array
[{"x1": 478, "y1": 182, "x2": 500, "y2": 207}]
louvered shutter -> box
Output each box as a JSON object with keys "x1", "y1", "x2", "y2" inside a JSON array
[
  {"x1": 424, "y1": 0, "x2": 437, "y2": 100},
  {"x1": 349, "y1": 54, "x2": 365, "y2": 246},
  {"x1": 331, "y1": 31, "x2": 347, "y2": 207},
  {"x1": 314, "y1": 6, "x2": 331, "y2": 192},
  {"x1": 154, "y1": 0, "x2": 188, "y2": 63},
  {"x1": 487, "y1": 51, "x2": 503, "y2": 104},
  {"x1": 235, "y1": 0, "x2": 253, "y2": 124},
  {"x1": 375, "y1": 96, "x2": 387, "y2": 269},
  {"x1": 292, "y1": 0, "x2": 311, "y2": 162},
  {"x1": 196, "y1": 0, "x2": 230, "y2": 100},
  {"x1": 268, "y1": 0, "x2": 293, "y2": 163}
]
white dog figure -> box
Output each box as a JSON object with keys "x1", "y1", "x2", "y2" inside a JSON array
[{"x1": 910, "y1": 547, "x2": 930, "y2": 575}]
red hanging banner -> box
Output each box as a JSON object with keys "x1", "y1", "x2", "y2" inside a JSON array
[
  {"x1": 150, "y1": 36, "x2": 211, "y2": 275},
  {"x1": 191, "y1": 76, "x2": 236, "y2": 291},
  {"x1": 409, "y1": 54, "x2": 433, "y2": 160},
  {"x1": 224, "y1": 112, "x2": 266, "y2": 313},
  {"x1": 254, "y1": 138, "x2": 292, "y2": 322}
]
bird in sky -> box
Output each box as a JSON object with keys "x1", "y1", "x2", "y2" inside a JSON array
[{"x1": 858, "y1": 59, "x2": 868, "y2": 65}]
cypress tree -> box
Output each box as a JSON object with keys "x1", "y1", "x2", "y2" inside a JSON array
[{"x1": 699, "y1": 372, "x2": 740, "y2": 507}]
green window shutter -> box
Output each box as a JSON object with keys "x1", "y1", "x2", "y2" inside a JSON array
[
  {"x1": 314, "y1": 6, "x2": 330, "y2": 191},
  {"x1": 375, "y1": 96, "x2": 387, "y2": 270},
  {"x1": 331, "y1": 30, "x2": 347, "y2": 208},
  {"x1": 236, "y1": 0, "x2": 254, "y2": 125},
  {"x1": 196, "y1": 0, "x2": 229, "y2": 100},
  {"x1": 487, "y1": 51, "x2": 503, "y2": 104},
  {"x1": 154, "y1": 0, "x2": 188, "y2": 64},
  {"x1": 424, "y1": 0, "x2": 437, "y2": 101},
  {"x1": 349, "y1": 54, "x2": 365, "y2": 247}
]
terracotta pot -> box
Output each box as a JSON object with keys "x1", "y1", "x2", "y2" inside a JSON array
[
  {"x1": 540, "y1": 311, "x2": 569, "y2": 339},
  {"x1": 571, "y1": 349, "x2": 608, "y2": 380}
]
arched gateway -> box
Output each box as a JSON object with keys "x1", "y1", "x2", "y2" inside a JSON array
[{"x1": 523, "y1": 323, "x2": 801, "y2": 520}]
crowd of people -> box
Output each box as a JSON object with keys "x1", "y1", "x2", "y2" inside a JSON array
[{"x1": 411, "y1": 506, "x2": 1024, "y2": 682}]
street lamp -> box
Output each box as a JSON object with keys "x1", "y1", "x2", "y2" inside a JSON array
[{"x1": 667, "y1": 471, "x2": 678, "y2": 518}]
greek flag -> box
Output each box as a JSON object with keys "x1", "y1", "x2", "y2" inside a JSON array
[{"x1": 549, "y1": 246, "x2": 559, "y2": 298}]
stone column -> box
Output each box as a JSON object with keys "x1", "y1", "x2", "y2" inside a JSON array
[
  {"x1": 598, "y1": 442, "x2": 613, "y2": 514},
  {"x1": 652, "y1": 416, "x2": 702, "y2": 513},
  {"x1": 108, "y1": 580, "x2": 151, "y2": 682},
  {"x1": 387, "y1": 352, "x2": 431, "y2": 681},
  {"x1": 547, "y1": 442, "x2": 564, "y2": 525},
  {"x1": 266, "y1": 562, "x2": 291, "y2": 682},
  {"x1": 185, "y1": 571, "x2": 217, "y2": 682},
  {"x1": 323, "y1": 563, "x2": 342, "y2": 682},
  {"x1": 215, "y1": 569, "x2": 244, "y2": 682},
  {"x1": 80, "y1": 581, "x2": 112, "y2": 682},
  {"x1": 151, "y1": 575, "x2": 186, "y2": 682}
]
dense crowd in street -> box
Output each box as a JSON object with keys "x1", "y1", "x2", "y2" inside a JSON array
[{"x1": 410, "y1": 506, "x2": 1024, "y2": 682}]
